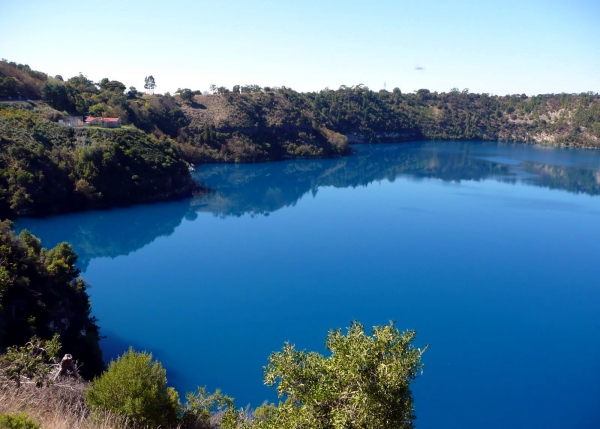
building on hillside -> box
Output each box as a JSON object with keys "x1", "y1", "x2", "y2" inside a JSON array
[
  {"x1": 58, "y1": 116, "x2": 84, "y2": 127},
  {"x1": 85, "y1": 116, "x2": 101, "y2": 126},
  {"x1": 85, "y1": 116, "x2": 122, "y2": 128}
]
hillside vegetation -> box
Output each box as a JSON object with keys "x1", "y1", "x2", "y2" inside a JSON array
[
  {"x1": 0, "y1": 61, "x2": 46, "y2": 99},
  {"x1": 0, "y1": 221, "x2": 104, "y2": 379},
  {"x1": 0, "y1": 103, "x2": 193, "y2": 218},
  {"x1": 3, "y1": 60, "x2": 599, "y2": 158},
  {"x1": 1, "y1": 59, "x2": 599, "y2": 218}
]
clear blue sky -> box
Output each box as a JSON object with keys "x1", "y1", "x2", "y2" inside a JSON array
[{"x1": 1, "y1": 0, "x2": 598, "y2": 95}]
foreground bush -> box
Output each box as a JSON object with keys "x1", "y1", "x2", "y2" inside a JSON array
[
  {"x1": 0, "y1": 335, "x2": 61, "y2": 388},
  {"x1": 0, "y1": 413, "x2": 40, "y2": 429},
  {"x1": 253, "y1": 321, "x2": 427, "y2": 429},
  {"x1": 86, "y1": 348, "x2": 179, "y2": 428},
  {"x1": 1, "y1": 322, "x2": 425, "y2": 428}
]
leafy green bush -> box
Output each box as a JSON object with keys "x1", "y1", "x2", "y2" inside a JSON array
[
  {"x1": 180, "y1": 387, "x2": 236, "y2": 429},
  {"x1": 0, "y1": 412, "x2": 40, "y2": 429},
  {"x1": 86, "y1": 348, "x2": 179, "y2": 428},
  {"x1": 254, "y1": 321, "x2": 427, "y2": 429},
  {"x1": 0, "y1": 335, "x2": 61, "y2": 387}
]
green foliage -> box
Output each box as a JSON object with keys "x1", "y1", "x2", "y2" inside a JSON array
[
  {"x1": 88, "y1": 104, "x2": 105, "y2": 117},
  {"x1": 0, "y1": 335, "x2": 61, "y2": 388},
  {"x1": 2, "y1": 61, "x2": 191, "y2": 137},
  {"x1": 0, "y1": 62, "x2": 600, "y2": 205},
  {"x1": 0, "y1": 221, "x2": 104, "y2": 378},
  {"x1": 144, "y1": 76, "x2": 156, "y2": 94},
  {"x1": 177, "y1": 88, "x2": 195, "y2": 102},
  {"x1": 0, "y1": 61, "x2": 46, "y2": 99},
  {"x1": 41, "y1": 80, "x2": 70, "y2": 111},
  {"x1": 98, "y1": 78, "x2": 126, "y2": 93},
  {"x1": 178, "y1": 86, "x2": 350, "y2": 163},
  {"x1": 0, "y1": 318, "x2": 425, "y2": 429},
  {"x1": 86, "y1": 348, "x2": 179, "y2": 428},
  {"x1": 310, "y1": 86, "x2": 600, "y2": 146},
  {"x1": 241, "y1": 85, "x2": 262, "y2": 94},
  {"x1": 127, "y1": 86, "x2": 140, "y2": 99},
  {"x1": 0, "y1": 77, "x2": 19, "y2": 98},
  {"x1": 181, "y1": 387, "x2": 236, "y2": 429},
  {"x1": 0, "y1": 412, "x2": 40, "y2": 429},
  {"x1": 0, "y1": 105, "x2": 193, "y2": 217},
  {"x1": 254, "y1": 321, "x2": 426, "y2": 429}
]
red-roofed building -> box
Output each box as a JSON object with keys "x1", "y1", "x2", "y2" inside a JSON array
[{"x1": 85, "y1": 116, "x2": 122, "y2": 128}]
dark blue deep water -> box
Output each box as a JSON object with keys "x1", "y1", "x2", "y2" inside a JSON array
[{"x1": 15, "y1": 141, "x2": 600, "y2": 429}]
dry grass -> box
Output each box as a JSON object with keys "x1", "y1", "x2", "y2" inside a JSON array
[
  {"x1": 0, "y1": 382, "x2": 132, "y2": 429},
  {"x1": 0, "y1": 383, "x2": 238, "y2": 429}
]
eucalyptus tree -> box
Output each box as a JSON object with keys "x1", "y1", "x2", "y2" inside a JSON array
[{"x1": 144, "y1": 76, "x2": 156, "y2": 94}]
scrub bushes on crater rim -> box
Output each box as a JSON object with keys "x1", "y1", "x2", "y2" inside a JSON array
[
  {"x1": 86, "y1": 348, "x2": 180, "y2": 428},
  {"x1": 0, "y1": 412, "x2": 41, "y2": 429},
  {"x1": 0, "y1": 317, "x2": 426, "y2": 428},
  {"x1": 85, "y1": 322, "x2": 425, "y2": 429},
  {"x1": 0, "y1": 105, "x2": 194, "y2": 218}
]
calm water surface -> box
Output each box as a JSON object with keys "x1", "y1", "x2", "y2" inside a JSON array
[{"x1": 15, "y1": 141, "x2": 600, "y2": 429}]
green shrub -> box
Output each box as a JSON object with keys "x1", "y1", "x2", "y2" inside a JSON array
[
  {"x1": 180, "y1": 387, "x2": 236, "y2": 429},
  {"x1": 0, "y1": 223, "x2": 104, "y2": 379},
  {"x1": 0, "y1": 413, "x2": 40, "y2": 429},
  {"x1": 86, "y1": 348, "x2": 179, "y2": 428},
  {"x1": 0, "y1": 334, "x2": 61, "y2": 388},
  {"x1": 255, "y1": 321, "x2": 427, "y2": 429}
]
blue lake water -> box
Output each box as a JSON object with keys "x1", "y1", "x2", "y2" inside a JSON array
[{"x1": 14, "y1": 141, "x2": 600, "y2": 429}]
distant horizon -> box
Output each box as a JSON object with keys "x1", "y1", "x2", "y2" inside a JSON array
[
  {"x1": 3, "y1": 58, "x2": 598, "y2": 99},
  {"x1": 1, "y1": 0, "x2": 598, "y2": 96}
]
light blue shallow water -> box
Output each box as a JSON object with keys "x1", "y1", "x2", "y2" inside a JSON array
[{"x1": 15, "y1": 141, "x2": 600, "y2": 429}]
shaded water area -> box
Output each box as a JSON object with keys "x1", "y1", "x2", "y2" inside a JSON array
[{"x1": 15, "y1": 141, "x2": 600, "y2": 429}]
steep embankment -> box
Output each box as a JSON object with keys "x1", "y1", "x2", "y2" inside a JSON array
[
  {"x1": 0, "y1": 104, "x2": 194, "y2": 218},
  {"x1": 0, "y1": 221, "x2": 104, "y2": 379},
  {"x1": 174, "y1": 88, "x2": 600, "y2": 157},
  {"x1": 176, "y1": 91, "x2": 349, "y2": 162},
  {"x1": 310, "y1": 88, "x2": 600, "y2": 146}
]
